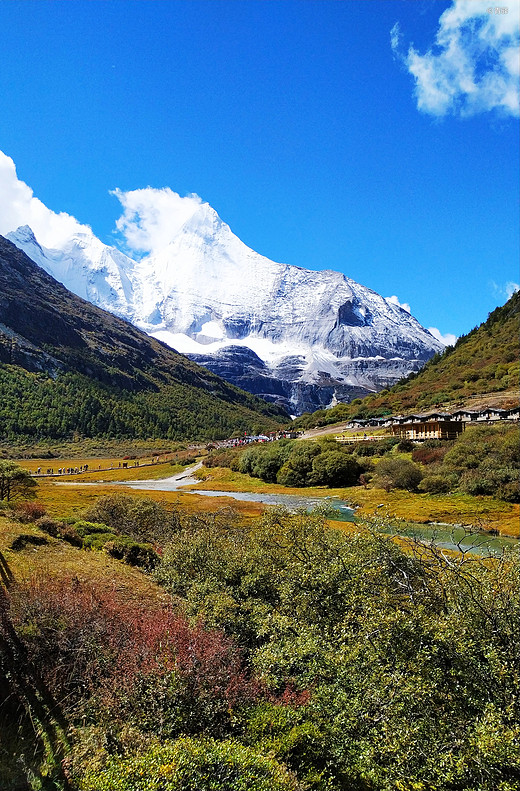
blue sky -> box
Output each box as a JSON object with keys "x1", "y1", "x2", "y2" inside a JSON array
[{"x1": 0, "y1": 0, "x2": 518, "y2": 341}]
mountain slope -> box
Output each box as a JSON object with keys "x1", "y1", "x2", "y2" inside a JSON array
[
  {"x1": 294, "y1": 290, "x2": 520, "y2": 427},
  {"x1": 0, "y1": 236, "x2": 287, "y2": 441},
  {"x1": 8, "y1": 203, "x2": 443, "y2": 413}
]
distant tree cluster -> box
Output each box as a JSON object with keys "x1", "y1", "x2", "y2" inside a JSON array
[
  {"x1": 232, "y1": 438, "x2": 364, "y2": 488},
  {"x1": 207, "y1": 423, "x2": 518, "y2": 502},
  {"x1": 0, "y1": 366, "x2": 284, "y2": 442}
]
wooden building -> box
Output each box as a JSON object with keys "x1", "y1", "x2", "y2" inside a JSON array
[
  {"x1": 477, "y1": 408, "x2": 509, "y2": 422},
  {"x1": 391, "y1": 417, "x2": 464, "y2": 441},
  {"x1": 450, "y1": 409, "x2": 479, "y2": 422}
]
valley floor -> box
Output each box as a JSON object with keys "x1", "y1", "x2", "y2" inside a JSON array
[{"x1": 15, "y1": 457, "x2": 519, "y2": 539}]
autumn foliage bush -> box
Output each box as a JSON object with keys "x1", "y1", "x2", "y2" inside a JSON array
[
  {"x1": 13, "y1": 500, "x2": 46, "y2": 523},
  {"x1": 203, "y1": 447, "x2": 241, "y2": 469},
  {"x1": 8, "y1": 576, "x2": 259, "y2": 732},
  {"x1": 412, "y1": 444, "x2": 449, "y2": 465}
]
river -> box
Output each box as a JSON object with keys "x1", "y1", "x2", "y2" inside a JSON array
[{"x1": 119, "y1": 466, "x2": 517, "y2": 557}]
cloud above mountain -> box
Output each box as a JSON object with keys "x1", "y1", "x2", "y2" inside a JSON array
[
  {"x1": 112, "y1": 187, "x2": 203, "y2": 255},
  {"x1": 428, "y1": 327, "x2": 457, "y2": 347},
  {"x1": 386, "y1": 295, "x2": 411, "y2": 313},
  {"x1": 392, "y1": 0, "x2": 520, "y2": 117},
  {"x1": 0, "y1": 151, "x2": 205, "y2": 259},
  {"x1": 0, "y1": 148, "x2": 460, "y2": 362},
  {"x1": 492, "y1": 279, "x2": 520, "y2": 301},
  {"x1": 0, "y1": 151, "x2": 91, "y2": 248}
]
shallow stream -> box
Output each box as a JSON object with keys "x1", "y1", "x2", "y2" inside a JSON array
[{"x1": 122, "y1": 470, "x2": 517, "y2": 557}]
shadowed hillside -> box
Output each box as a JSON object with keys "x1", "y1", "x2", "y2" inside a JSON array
[{"x1": 0, "y1": 236, "x2": 287, "y2": 441}]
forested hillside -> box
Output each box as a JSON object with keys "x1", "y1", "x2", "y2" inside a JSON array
[
  {"x1": 295, "y1": 291, "x2": 519, "y2": 429},
  {"x1": 0, "y1": 236, "x2": 287, "y2": 441}
]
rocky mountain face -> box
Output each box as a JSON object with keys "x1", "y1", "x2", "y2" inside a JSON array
[{"x1": 8, "y1": 202, "x2": 444, "y2": 414}]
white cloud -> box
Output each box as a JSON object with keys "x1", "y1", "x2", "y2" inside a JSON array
[
  {"x1": 492, "y1": 279, "x2": 520, "y2": 300},
  {"x1": 428, "y1": 326, "x2": 457, "y2": 346},
  {"x1": 392, "y1": 0, "x2": 520, "y2": 117},
  {"x1": 390, "y1": 22, "x2": 401, "y2": 54},
  {"x1": 112, "y1": 187, "x2": 203, "y2": 254},
  {"x1": 386, "y1": 295, "x2": 411, "y2": 313},
  {"x1": 0, "y1": 150, "x2": 91, "y2": 247},
  {"x1": 504, "y1": 281, "x2": 520, "y2": 299}
]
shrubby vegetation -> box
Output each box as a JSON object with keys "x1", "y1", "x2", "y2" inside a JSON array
[
  {"x1": 372, "y1": 456, "x2": 423, "y2": 492},
  {"x1": 23, "y1": 493, "x2": 182, "y2": 569},
  {"x1": 210, "y1": 438, "x2": 367, "y2": 488},
  {"x1": 3, "y1": 506, "x2": 518, "y2": 790},
  {"x1": 83, "y1": 493, "x2": 180, "y2": 546},
  {"x1": 207, "y1": 423, "x2": 518, "y2": 502},
  {"x1": 415, "y1": 424, "x2": 519, "y2": 502}
]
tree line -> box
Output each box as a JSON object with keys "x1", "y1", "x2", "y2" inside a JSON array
[{"x1": 0, "y1": 365, "x2": 284, "y2": 442}]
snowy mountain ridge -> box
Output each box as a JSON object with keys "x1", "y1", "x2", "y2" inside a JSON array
[{"x1": 7, "y1": 201, "x2": 443, "y2": 413}]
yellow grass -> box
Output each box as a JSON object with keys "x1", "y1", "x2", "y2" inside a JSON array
[
  {"x1": 0, "y1": 516, "x2": 171, "y2": 608},
  {"x1": 30, "y1": 475, "x2": 265, "y2": 523},
  {"x1": 17, "y1": 456, "x2": 191, "y2": 480},
  {"x1": 347, "y1": 487, "x2": 520, "y2": 537},
  {"x1": 19, "y1": 457, "x2": 125, "y2": 473}
]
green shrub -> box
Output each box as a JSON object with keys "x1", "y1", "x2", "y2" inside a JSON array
[
  {"x1": 83, "y1": 494, "x2": 179, "y2": 546},
  {"x1": 104, "y1": 537, "x2": 159, "y2": 569},
  {"x1": 310, "y1": 451, "x2": 361, "y2": 487},
  {"x1": 418, "y1": 474, "x2": 453, "y2": 494},
  {"x1": 437, "y1": 425, "x2": 520, "y2": 500},
  {"x1": 238, "y1": 442, "x2": 293, "y2": 483},
  {"x1": 276, "y1": 462, "x2": 306, "y2": 487},
  {"x1": 373, "y1": 457, "x2": 423, "y2": 492},
  {"x1": 77, "y1": 737, "x2": 299, "y2": 791},
  {"x1": 496, "y1": 481, "x2": 520, "y2": 503},
  {"x1": 73, "y1": 520, "x2": 114, "y2": 537},
  {"x1": 82, "y1": 532, "x2": 118, "y2": 550},
  {"x1": 276, "y1": 442, "x2": 322, "y2": 487},
  {"x1": 353, "y1": 438, "x2": 399, "y2": 457}
]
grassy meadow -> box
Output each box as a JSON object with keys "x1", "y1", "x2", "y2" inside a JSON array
[{"x1": 9, "y1": 449, "x2": 517, "y2": 538}]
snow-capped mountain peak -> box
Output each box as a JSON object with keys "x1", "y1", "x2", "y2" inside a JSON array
[
  {"x1": 7, "y1": 202, "x2": 443, "y2": 413},
  {"x1": 7, "y1": 225, "x2": 137, "y2": 320}
]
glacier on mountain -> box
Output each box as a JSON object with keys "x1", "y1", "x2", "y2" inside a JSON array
[{"x1": 7, "y1": 201, "x2": 443, "y2": 414}]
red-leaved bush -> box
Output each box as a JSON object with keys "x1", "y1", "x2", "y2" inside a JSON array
[
  {"x1": 13, "y1": 501, "x2": 47, "y2": 523},
  {"x1": 8, "y1": 576, "x2": 260, "y2": 736},
  {"x1": 411, "y1": 445, "x2": 449, "y2": 466}
]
